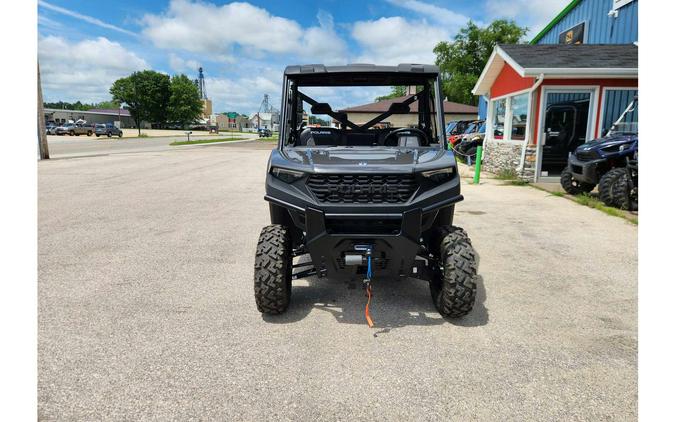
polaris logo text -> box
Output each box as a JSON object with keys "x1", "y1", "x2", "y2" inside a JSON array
[{"x1": 328, "y1": 184, "x2": 399, "y2": 195}]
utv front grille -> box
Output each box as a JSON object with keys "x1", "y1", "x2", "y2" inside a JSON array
[
  {"x1": 575, "y1": 150, "x2": 599, "y2": 161},
  {"x1": 306, "y1": 174, "x2": 418, "y2": 204}
]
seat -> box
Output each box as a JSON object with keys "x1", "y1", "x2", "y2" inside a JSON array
[{"x1": 298, "y1": 127, "x2": 342, "y2": 146}]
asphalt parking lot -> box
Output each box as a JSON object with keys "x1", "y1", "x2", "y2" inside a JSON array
[{"x1": 38, "y1": 141, "x2": 637, "y2": 420}]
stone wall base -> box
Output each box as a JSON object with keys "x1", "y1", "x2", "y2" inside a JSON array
[{"x1": 482, "y1": 140, "x2": 538, "y2": 182}]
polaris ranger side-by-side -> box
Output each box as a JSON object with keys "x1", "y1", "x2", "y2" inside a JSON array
[{"x1": 254, "y1": 64, "x2": 478, "y2": 323}]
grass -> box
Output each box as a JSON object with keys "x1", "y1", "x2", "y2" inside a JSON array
[
  {"x1": 556, "y1": 190, "x2": 637, "y2": 224},
  {"x1": 513, "y1": 180, "x2": 638, "y2": 225},
  {"x1": 137, "y1": 133, "x2": 149, "y2": 138},
  {"x1": 495, "y1": 168, "x2": 519, "y2": 180},
  {"x1": 170, "y1": 137, "x2": 246, "y2": 146},
  {"x1": 258, "y1": 137, "x2": 279, "y2": 142},
  {"x1": 574, "y1": 193, "x2": 638, "y2": 224}
]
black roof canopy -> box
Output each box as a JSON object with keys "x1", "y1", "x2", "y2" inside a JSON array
[{"x1": 284, "y1": 64, "x2": 440, "y2": 86}]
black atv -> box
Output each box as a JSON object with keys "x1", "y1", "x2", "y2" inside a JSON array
[
  {"x1": 254, "y1": 64, "x2": 478, "y2": 321},
  {"x1": 561, "y1": 97, "x2": 638, "y2": 208}
]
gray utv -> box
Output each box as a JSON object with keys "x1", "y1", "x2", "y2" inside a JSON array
[{"x1": 254, "y1": 64, "x2": 478, "y2": 321}]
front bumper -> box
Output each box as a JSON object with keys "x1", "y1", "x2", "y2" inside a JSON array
[
  {"x1": 264, "y1": 171, "x2": 463, "y2": 278},
  {"x1": 569, "y1": 155, "x2": 605, "y2": 185}
]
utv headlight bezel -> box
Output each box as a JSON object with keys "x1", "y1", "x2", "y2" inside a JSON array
[
  {"x1": 271, "y1": 167, "x2": 305, "y2": 183},
  {"x1": 421, "y1": 167, "x2": 455, "y2": 183}
]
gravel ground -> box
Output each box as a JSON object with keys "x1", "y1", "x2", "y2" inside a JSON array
[{"x1": 38, "y1": 142, "x2": 637, "y2": 421}]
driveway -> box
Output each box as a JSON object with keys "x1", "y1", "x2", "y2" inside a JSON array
[{"x1": 38, "y1": 141, "x2": 637, "y2": 420}]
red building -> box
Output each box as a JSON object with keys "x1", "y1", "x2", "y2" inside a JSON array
[{"x1": 472, "y1": 44, "x2": 637, "y2": 181}]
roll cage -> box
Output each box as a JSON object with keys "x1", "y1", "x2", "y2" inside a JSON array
[{"x1": 277, "y1": 64, "x2": 447, "y2": 150}]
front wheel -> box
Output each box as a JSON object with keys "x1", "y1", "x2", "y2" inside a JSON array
[
  {"x1": 612, "y1": 171, "x2": 638, "y2": 211},
  {"x1": 107, "y1": 132, "x2": 112, "y2": 138},
  {"x1": 118, "y1": 132, "x2": 123, "y2": 138},
  {"x1": 430, "y1": 226, "x2": 477, "y2": 318},
  {"x1": 599, "y1": 168, "x2": 626, "y2": 207},
  {"x1": 254, "y1": 225, "x2": 292, "y2": 314},
  {"x1": 560, "y1": 166, "x2": 595, "y2": 195},
  {"x1": 87, "y1": 131, "x2": 92, "y2": 136}
]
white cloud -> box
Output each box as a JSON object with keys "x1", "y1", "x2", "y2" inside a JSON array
[
  {"x1": 206, "y1": 70, "x2": 282, "y2": 115},
  {"x1": 38, "y1": 0, "x2": 136, "y2": 36},
  {"x1": 168, "y1": 53, "x2": 200, "y2": 73},
  {"x1": 351, "y1": 17, "x2": 450, "y2": 65},
  {"x1": 300, "y1": 10, "x2": 348, "y2": 64},
  {"x1": 141, "y1": 1, "x2": 348, "y2": 64},
  {"x1": 485, "y1": 0, "x2": 569, "y2": 36},
  {"x1": 39, "y1": 36, "x2": 148, "y2": 103},
  {"x1": 385, "y1": 0, "x2": 479, "y2": 26}
]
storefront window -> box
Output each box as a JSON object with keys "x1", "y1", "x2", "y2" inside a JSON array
[
  {"x1": 510, "y1": 93, "x2": 528, "y2": 140},
  {"x1": 493, "y1": 99, "x2": 506, "y2": 138},
  {"x1": 602, "y1": 89, "x2": 638, "y2": 134}
]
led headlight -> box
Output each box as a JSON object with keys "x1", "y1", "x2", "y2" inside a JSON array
[
  {"x1": 271, "y1": 167, "x2": 305, "y2": 183},
  {"x1": 421, "y1": 167, "x2": 455, "y2": 183}
]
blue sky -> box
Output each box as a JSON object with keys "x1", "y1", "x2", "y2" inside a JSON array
[{"x1": 38, "y1": 0, "x2": 567, "y2": 114}]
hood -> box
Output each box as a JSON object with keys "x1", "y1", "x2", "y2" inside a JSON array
[
  {"x1": 272, "y1": 147, "x2": 455, "y2": 173},
  {"x1": 576, "y1": 133, "x2": 637, "y2": 153}
]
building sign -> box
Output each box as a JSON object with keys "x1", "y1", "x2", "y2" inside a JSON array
[
  {"x1": 559, "y1": 22, "x2": 585, "y2": 44},
  {"x1": 612, "y1": 0, "x2": 636, "y2": 11}
]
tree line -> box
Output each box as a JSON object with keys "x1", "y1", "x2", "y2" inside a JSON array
[
  {"x1": 43, "y1": 100, "x2": 121, "y2": 111},
  {"x1": 45, "y1": 71, "x2": 204, "y2": 136},
  {"x1": 110, "y1": 70, "x2": 203, "y2": 136},
  {"x1": 376, "y1": 19, "x2": 528, "y2": 106}
]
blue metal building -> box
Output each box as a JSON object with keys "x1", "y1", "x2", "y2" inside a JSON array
[
  {"x1": 478, "y1": 0, "x2": 638, "y2": 121},
  {"x1": 531, "y1": 0, "x2": 638, "y2": 45}
]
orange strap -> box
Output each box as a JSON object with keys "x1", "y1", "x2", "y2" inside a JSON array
[{"x1": 365, "y1": 285, "x2": 374, "y2": 328}]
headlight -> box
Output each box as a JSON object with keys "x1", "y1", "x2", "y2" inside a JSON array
[
  {"x1": 271, "y1": 167, "x2": 304, "y2": 183},
  {"x1": 421, "y1": 167, "x2": 455, "y2": 183}
]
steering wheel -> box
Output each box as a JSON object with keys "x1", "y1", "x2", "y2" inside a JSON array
[{"x1": 382, "y1": 127, "x2": 429, "y2": 146}]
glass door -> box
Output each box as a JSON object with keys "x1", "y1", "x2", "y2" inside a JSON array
[{"x1": 539, "y1": 90, "x2": 593, "y2": 178}]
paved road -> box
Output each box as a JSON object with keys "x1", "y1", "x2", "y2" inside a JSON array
[
  {"x1": 46, "y1": 132, "x2": 260, "y2": 158},
  {"x1": 38, "y1": 142, "x2": 637, "y2": 420}
]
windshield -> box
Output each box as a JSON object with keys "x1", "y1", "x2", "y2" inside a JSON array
[
  {"x1": 282, "y1": 76, "x2": 444, "y2": 149},
  {"x1": 608, "y1": 97, "x2": 638, "y2": 136}
]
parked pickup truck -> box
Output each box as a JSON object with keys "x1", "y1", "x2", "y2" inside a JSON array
[{"x1": 56, "y1": 122, "x2": 94, "y2": 136}]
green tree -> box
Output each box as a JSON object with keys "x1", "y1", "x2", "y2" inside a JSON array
[
  {"x1": 110, "y1": 70, "x2": 170, "y2": 136},
  {"x1": 93, "y1": 100, "x2": 121, "y2": 109},
  {"x1": 434, "y1": 20, "x2": 528, "y2": 105},
  {"x1": 43, "y1": 100, "x2": 96, "y2": 110},
  {"x1": 308, "y1": 115, "x2": 329, "y2": 126},
  {"x1": 167, "y1": 74, "x2": 203, "y2": 129},
  {"x1": 375, "y1": 86, "x2": 407, "y2": 102}
]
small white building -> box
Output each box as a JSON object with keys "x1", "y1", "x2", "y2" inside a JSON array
[{"x1": 249, "y1": 112, "x2": 279, "y2": 131}]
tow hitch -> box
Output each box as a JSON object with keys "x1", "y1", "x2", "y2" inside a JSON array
[{"x1": 344, "y1": 245, "x2": 375, "y2": 328}]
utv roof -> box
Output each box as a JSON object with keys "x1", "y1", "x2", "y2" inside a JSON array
[
  {"x1": 284, "y1": 64, "x2": 440, "y2": 86},
  {"x1": 284, "y1": 64, "x2": 439, "y2": 75}
]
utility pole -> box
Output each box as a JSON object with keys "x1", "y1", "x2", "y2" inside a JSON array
[{"x1": 37, "y1": 63, "x2": 49, "y2": 160}]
